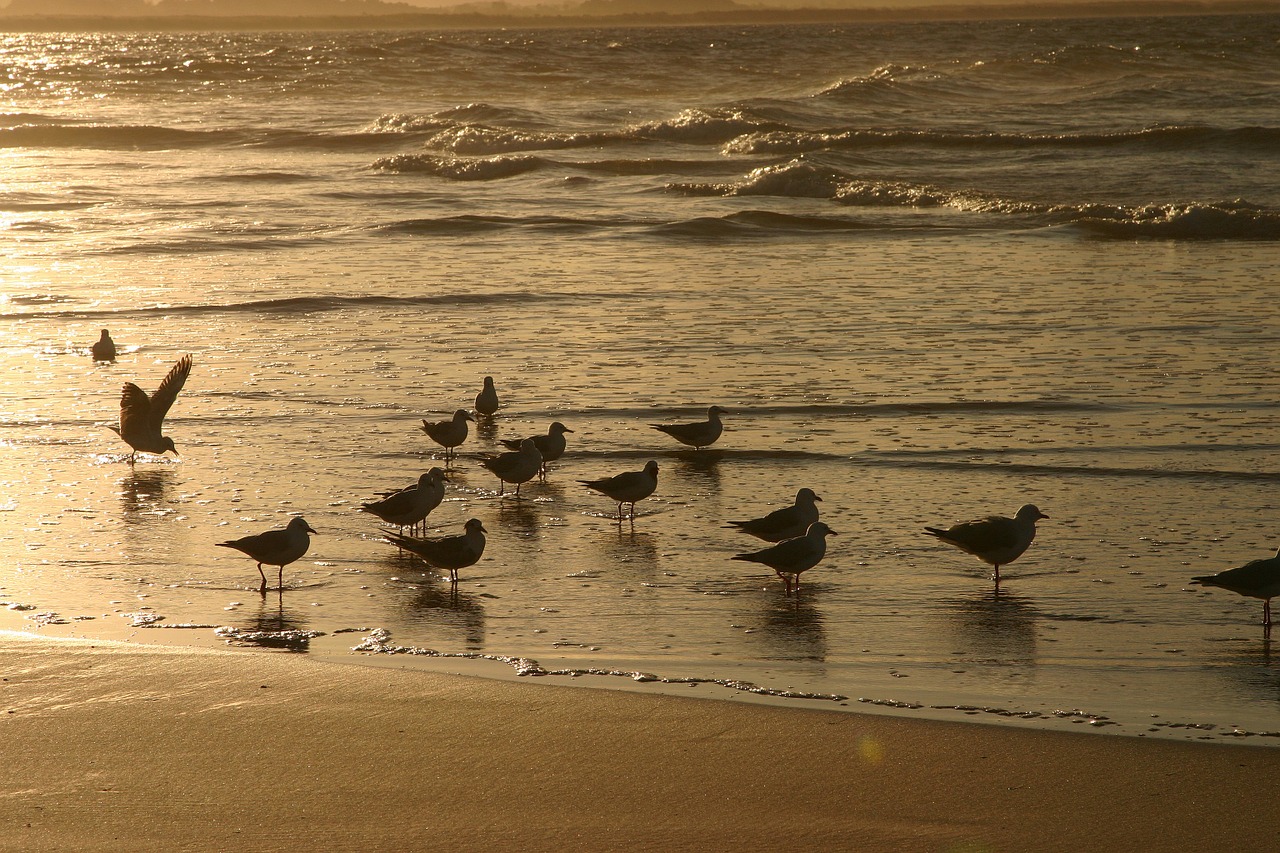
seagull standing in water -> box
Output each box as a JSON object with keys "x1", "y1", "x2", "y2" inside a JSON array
[
  {"x1": 420, "y1": 409, "x2": 474, "y2": 463},
  {"x1": 924, "y1": 504, "x2": 1047, "y2": 583},
  {"x1": 500, "y1": 421, "x2": 573, "y2": 480},
  {"x1": 91, "y1": 329, "x2": 116, "y2": 361},
  {"x1": 475, "y1": 376, "x2": 500, "y2": 417},
  {"x1": 651, "y1": 405, "x2": 727, "y2": 450},
  {"x1": 108, "y1": 354, "x2": 192, "y2": 464},
  {"x1": 360, "y1": 468, "x2": 448, "y2": 535},
  {"x1": 216, "y1": 516, "x2": 317, "y2": 595},
  {"x1": 385, "y1": 518, "x2": 487, "y2": 585},
  {"x1": 580, "y1": 460, "x2": 659, "y2": 520},
  {"x1": 725, "y1": 488, "x2": 822, "y2": 542},
  {"x1": 1191, "y1": 548, "x2": 1280, "y2": 630},
  {"x1": 480, "y1": 438, "x2": 542, "y2": 497},
  {"x1": 732, "y1": 521, "x2": 837, "y2": 595}
]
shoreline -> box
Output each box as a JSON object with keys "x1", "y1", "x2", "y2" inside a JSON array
[
  {"x1": 7, "y1": 597, "x2": 1278, "y2": 746},
  {"x1": 3, "y1": 630, "x2": 1279, "y2": 852}
]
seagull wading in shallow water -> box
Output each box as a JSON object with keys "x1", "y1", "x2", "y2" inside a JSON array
[
  {"x1": 1191, "y1": 548, "x2": 1280, "y2": 629},
  {"x1": 475, "y1": 376, "x2": 500, "y2": 417},
  {"x1": 108, "y1": 354, "x2": 192, "y2": 464},
  {"x1": 923, "y1": 504, "x2": 1047, "y2": 583},
  {"x1": 580, "y1": 460, "x2": 659, "y2": 520},
  {"x1": 481, "y1": 438, "x2": 542, "y2": 497},
  {"x1": 360, "y1": 468, "x2": 448, "y2": 535},
  {"x1": 732, "y1": 521, "x2": 837, "y2": 595},
  {"x1": 420, "y1": 409, "x2": 474, "y2": 462},
  {"x1": 500, "y1": 421, "x2": 573, "y2": 480},
  {"x1": 91, "y1": 329, "x2": 116, "y2": 361},
  {"x1": 651, "y1": 405, "x2": 727, "y2": 450},
  {"x1": 216, "y1": 517, "x2": 317, "y2": 595},
  {"x1": 385, "y1": 518, "x2": 487, "y2": 584},
  {"x1": 725, "y1": 488, "x2": 822, "y2": 543}
]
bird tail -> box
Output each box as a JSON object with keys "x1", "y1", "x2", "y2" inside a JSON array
[
  {"x1": 1188, "y1": 576, "x2": 1213, "y2": 586},
  {"x1": 923, "y1": 527, "x2": 948, "y2": 539},
  {"x1": 730, "y1": 554, "x2": 760, "y2": 563}
]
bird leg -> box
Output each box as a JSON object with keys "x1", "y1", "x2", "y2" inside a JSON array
[
  {"x1": 1265, "y1": 599, "x2": 1272, "y2": 627},
  {"x1": 278, "y1": 565, "x2": 284, "y2": 592},
  {"x1": 257, "y1": 563, "x2": 268, "y2": 595}
]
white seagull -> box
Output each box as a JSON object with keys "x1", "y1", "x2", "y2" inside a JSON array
[
  {"x1": 216, "y1": 516, "x2": 317, "y2": 594},
  {"x1": 385, "y1": 518, "x2": 488, "y2": 584},
  {"x1": 1191, "y1": 548, "x2": 1280, "y2": 629},
  {"x1": 732, "y1": 521, "x2": 837, "y2": 595},
  {"x1": 924, "y1": 504, "x2": 1047, "y2": 583},
  {"x1": 500, "y1": 421, "x2": 573, "y2": 479},
  {"x1": 725, "y1": 488, "x2": 822, "y2": 542},
  {"x1": 481, "y1": 438, "x2": 542, "y2": 497},
  {"x1": 108, "y1": 354, "x2": 192, "y2": 464},
  {"x1": 580, "y1": 460, "x2": 659, "y2": 520},
  {"x1": 420, "y1": 409, "x2": 474, "y2": 462},
  {"x1": 651, "y1": 405, "x2": 727, "y2": 450}
]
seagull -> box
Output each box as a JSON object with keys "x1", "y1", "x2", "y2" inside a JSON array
[
  {"x1": 108, "y1": 354, "x2": 192, "y2": 464},
  {"x1": 480, "y1": 438, "x2": 542, "y2": 497},
  {"x1": 385, "y1": 518, "x2": 487, "y2": 584},
  {"x1": 420, "y1": 409, "x2": 474, "y2": 462},
  {"x1": 475, "y1": 376, "x2": 500, "y2": 417},
  {"x1": 732, "y1": 521, "x2": 836, "y2": 595},
  {"x1": 580, "y1": 460, "x2": 659, "y2": 520},
  {"x1": 651, "y1": 405, "x2": 727, "y2": 450},
  {"x1": 725, "y1": 488, "x2": 822, "y2": 542},
  {"x1": 1191, "y1": 548, "x2": 1280, "y2": 629},
  {"x1": 216, "y1": 516, "x2": 317, "y2": 594},
  {"x1": 360, "y1": 468, "x2": 448, "y2": 535},
  {"x1": 90, "y1": 329, "x2": 116, "y2": 361},
  {"x1": 500, "y1": 421, "x2": 573, "y2": 479},
  {"x1": 924, "y1": 504, "x2": 1047, "y2": 583}
]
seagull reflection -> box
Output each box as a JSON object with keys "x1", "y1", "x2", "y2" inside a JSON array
[
  {"x1": 118, "y1": 468, "x2": 173, "y2": 523},
  {"x1": 220, "y1": 598, "x2": 314, "y2": 652},
  {"x1": 405, "y1": 582, "x2": 487, "y2": 650},
  {"x1": 601, "y1": 528, "x2": 661, "y2": 575},
  {"x1": 943, "y1": 590, "x2": 1038, "y2": 666},
  {"x1": 497, "y1": 497, "x2": 541, "y2": 539},
  {"x1": 755, "y1": 590, "x2": 828, "y2": 663},
  {"x1": 672, "y1": 449, "x2": 724, "y2": 487}
]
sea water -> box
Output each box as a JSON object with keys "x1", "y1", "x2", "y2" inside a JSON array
[{"x1": 3, "y1": 14, "x2": 1280, "y2": 742}]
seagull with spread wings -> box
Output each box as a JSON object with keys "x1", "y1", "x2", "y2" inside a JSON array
[{"x1": 108, "y1": 354, "x2": 192, "y2": 464}]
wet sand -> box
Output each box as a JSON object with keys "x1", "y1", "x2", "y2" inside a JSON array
[{"x1": 3, "y1": 632, "x2": 1277, "y2": 852}]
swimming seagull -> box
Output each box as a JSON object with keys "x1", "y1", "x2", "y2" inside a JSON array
[
  {"x1": 924, "y1": 504, "x2": 1047, "y2": 583},
  {"x1": 216, "y1": 516, "x2": 317, "y2": 594},
  {"x1": 385, "y1": 518, "x2": 488, "y2": 585},
  {"x1": 480, "y1": 438, "x2": 542, "y2": 497},
  {"x1": 108, "y1": 354, "x2": 192, "y2": 464},
  {"x1": 360, "y1": 468, "x2": 448, "y2": 535},
  {"x1": 500, "y1": 421, "x2": 573, "y2": 479},
  {"x1": 651, "y1": 405, "x2": 727, "y2": 450},
  {"x1": 420, "y1": 409, "x2": 474, "y2": 463},
  {"x1": 732, "y1": 521, "x2": 837, "y2": 595},
  {"x1": 475, "y1": 376, "x2": 500, "y2": 417},
  {"x1": 725, "y1": 488, "x2": 822, "y2": 542},
  {"x1": 1191, "y1": 548, "x2": 1280, "y2": 629},
  {"x1": 580, "y1": 460, "x2": 659, "y2": 520},
  {"x1": 91, "y1": 329, "x2": 116, "y2": 361}
]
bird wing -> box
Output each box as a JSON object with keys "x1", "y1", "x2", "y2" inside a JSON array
[
  {"x1": 119, "y1": 383, "x2": 154, "y2": 434},
  {"x1": 389, "y1": 532, "x2": 477, "y2": 569},
  {"x1": 936, "y1": 516, "x2": 1019, "y2": 551},
  {"x1": 148, "y1": 355, "x2": 192, "y2": 426}
]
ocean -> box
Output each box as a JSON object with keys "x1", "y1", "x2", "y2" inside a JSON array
[{"x1": 3, "y1": 12, "x2": 1280, "y2": 742}]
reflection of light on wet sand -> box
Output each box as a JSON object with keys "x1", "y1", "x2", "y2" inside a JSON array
[{"x1": 858, "y1": 734, "x2": 884, "y2": 766}]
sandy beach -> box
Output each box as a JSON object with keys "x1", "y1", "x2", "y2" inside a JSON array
[{"x1": 0, "y1": 632, "x2": 1275, "y2": 853}]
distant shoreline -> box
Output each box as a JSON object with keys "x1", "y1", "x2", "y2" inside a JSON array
[{"x1": 2, "y1": 2, "x2": 1278, "y2": 32}]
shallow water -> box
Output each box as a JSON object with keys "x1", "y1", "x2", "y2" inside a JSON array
[{"x1": 3, "y1": 15, "x2": 1280, "y2": 743}]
